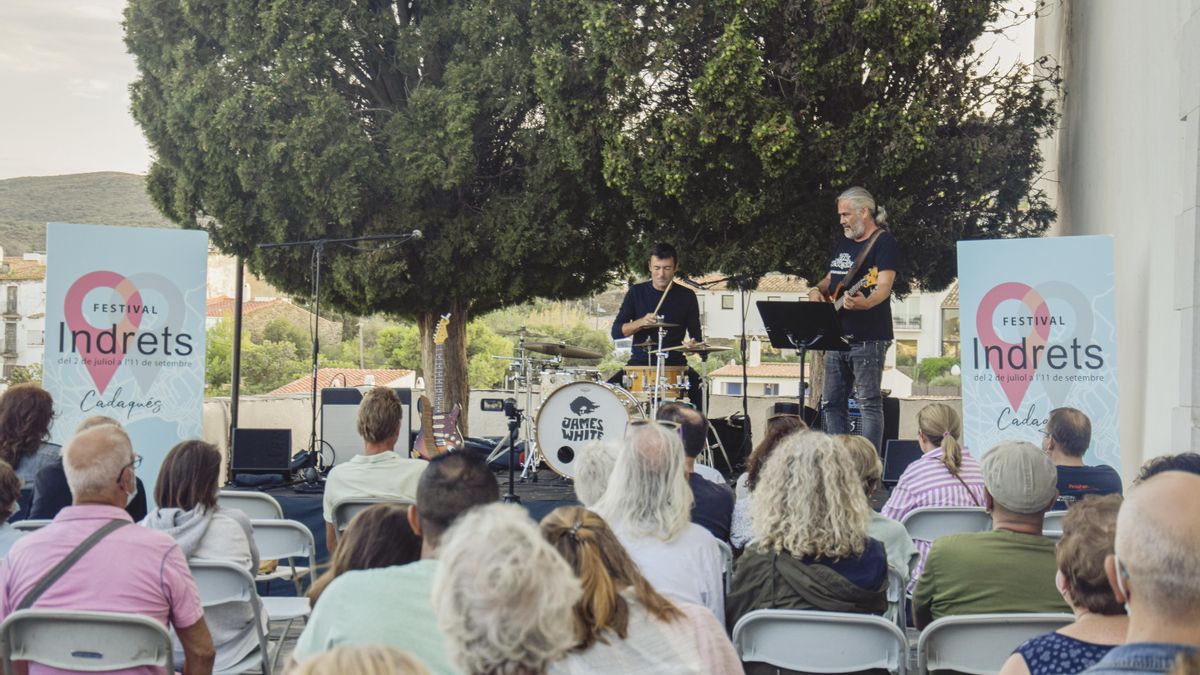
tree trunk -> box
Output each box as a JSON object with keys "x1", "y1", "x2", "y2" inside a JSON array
[{"x1": 418, "y1": 302, "x2": 471, "y2": 437}]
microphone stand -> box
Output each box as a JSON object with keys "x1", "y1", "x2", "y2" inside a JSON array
[{"x1": 257, "y1": 231, "x2": 421, "y2": 488}]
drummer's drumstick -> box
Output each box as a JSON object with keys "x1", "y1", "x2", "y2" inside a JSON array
[{"x1": 652, "y1": 279, "x2": 673, "y2": 316}]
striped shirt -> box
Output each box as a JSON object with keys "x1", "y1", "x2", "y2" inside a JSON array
[{"x1": 880, "y1": 447, "x2": 985, "y2": 590}]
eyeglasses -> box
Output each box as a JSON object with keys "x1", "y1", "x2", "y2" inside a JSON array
[
  {"x1": 628, "y1": 419, "x2": 681, "y2": 432},
  {"x1": 116, "y1": 454, "x2": 142, "y2": 484}
]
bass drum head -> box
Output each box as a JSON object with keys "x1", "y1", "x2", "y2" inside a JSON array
[{"x1": 535, "y1": 382, "x2": 642, "y2": 479}]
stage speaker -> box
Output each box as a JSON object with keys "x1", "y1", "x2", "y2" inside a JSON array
[
  {"x1": 707, "y1": 414, "x2": 751, "y2": 475},
  {"x1": 845, "y1": 396, "x2": 900, "y2": 450},
  {"x1": 231, "y1": 428, "x2": 292, "y2": 477},
  {"x1": 320, "y1": 387, "x2": 413, "y2": 466}
]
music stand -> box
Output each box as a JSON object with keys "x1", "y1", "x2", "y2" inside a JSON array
[{"x1": 756, "y1": 301, "x2": 849, "y2": 414}]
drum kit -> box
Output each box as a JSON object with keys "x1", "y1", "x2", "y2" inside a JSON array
[{"x1": 488, "y1": 324, "x2": 730, "y2": 481}]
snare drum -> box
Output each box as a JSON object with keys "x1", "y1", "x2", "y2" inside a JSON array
[
  {"x1": 540, "y1": 368, "x2": 603, "y2": 393},
  {"x1": 623, "y1": 365, "x2": 688, "y2": 401},
  {"x1": 535, "y1": 382, "x2": 643, "y2": 478}
]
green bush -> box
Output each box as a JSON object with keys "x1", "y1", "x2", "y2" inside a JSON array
[
  {"x1": 916, "y1": 356, "x2": 959, "y2": 383},
  {"x1": 929, "y1": 374, "x2": 962, "y2": 388}
]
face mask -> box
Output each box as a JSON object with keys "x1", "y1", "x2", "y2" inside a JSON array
[
  {"x1": 1114, "y1": 553, "x2": 1132, "y2": 615},
  {"x1": 126, "y1": 469, "x2": 138, "y2": 507}
]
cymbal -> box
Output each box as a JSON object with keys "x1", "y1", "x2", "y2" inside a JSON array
[
  {"x1": 523, "y1": 340, "x2": 604, "y2": 360},
  {"x1": 681, "y1": 345, "x2": 732, "y2": 356},
  {"x1": 637, "y1": 321, "x2": 681, "y2": 330}
]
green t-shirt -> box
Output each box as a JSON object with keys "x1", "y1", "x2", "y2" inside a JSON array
[
  {"x1": 913, "y1": 529, "x2": 1069, "y2": 622},
  {"x1": 292, "y1": 559, "x2": 462, "y2": 674}
]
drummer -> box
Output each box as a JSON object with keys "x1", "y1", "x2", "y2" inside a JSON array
[{"x1": 609, "y1": 242, "x2": 703, "y2": 406}]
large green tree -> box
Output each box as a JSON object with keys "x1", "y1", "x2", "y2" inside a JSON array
[
  {"x1": 536, "y1": 0, "x2": 1058, "y2": 293},
  {"x1": 125, "y1": 0, "x2": 635, "y2": 430}
]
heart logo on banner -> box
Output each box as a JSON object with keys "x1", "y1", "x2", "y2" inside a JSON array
[
  {"x1": 976, "y1": 282, "x2": 1052, "y2": 410},
  {"x1": 64, "y1": 271, "x2": 144, "y2": 394}
]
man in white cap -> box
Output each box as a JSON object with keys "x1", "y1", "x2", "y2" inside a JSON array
[{"x1": 913, "y1": 440, "x2": 1069, "y2": 628}]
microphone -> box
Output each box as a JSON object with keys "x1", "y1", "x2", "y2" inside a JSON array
[{"x1": 411, "y1": 229, "x2": 422, "y2": 240}]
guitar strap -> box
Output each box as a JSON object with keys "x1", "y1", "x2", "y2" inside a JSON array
[{"x1": 840, "y1": 228, "x2": 884, "y2": 294}]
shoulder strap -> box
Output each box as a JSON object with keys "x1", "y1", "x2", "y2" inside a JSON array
[
  {"x1": 842, "y1": 229, "x2": 884, "y2": 289},
  {"x1": 18, "y1": 519, "x2": 130, "y2": 610}
]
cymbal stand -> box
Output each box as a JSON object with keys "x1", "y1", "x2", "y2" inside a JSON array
[{"x1": 651, "y1": 322, "x2": 669, "y2": 416}]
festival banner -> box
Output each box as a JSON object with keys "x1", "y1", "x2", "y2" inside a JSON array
[
  {"x1": 43, "y1": 223, "x2": 208, "y2": 499},
  {"x1": 957, "y1": 235, "x2": 1120, "y2": 469}
]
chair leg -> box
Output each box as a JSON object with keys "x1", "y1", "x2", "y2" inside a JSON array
[{"x1": 269, "y1": 617, "x2": 296, "y2": 675}]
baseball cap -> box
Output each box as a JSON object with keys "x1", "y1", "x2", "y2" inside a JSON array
[{"x1": 982, "y1": 441, "x2": 1058, "y2": 514}]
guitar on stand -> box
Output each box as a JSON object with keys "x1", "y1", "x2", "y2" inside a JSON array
[{"x1": 416, "y1": 314, "x2": 463, "y2": 458}]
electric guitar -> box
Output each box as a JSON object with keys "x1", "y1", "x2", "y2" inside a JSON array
[
  {"x1": 828, "y1": 266, "x2": 879, "y2": 311},
  {"x1": 415, "y1": 314, "x2": 462, "y2": 458}
]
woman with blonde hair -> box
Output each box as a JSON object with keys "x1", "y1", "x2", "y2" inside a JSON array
[
  {"x1": 541, "y1": 506, "x2": 742, "y2": 674},
  {"x1": 727, "y1": 431, "x2": 887, "y2": 661},
  {"x1": 307, "y1": 503, "x2": 422, "y2": 607},
  {"x1": 290, "y1": 644, "x2": 429, "y2": 675},
  {"x1": 730, "y1": 413, "x2": 806, "y2": 549},
  {"x1": 881, "y1": 402, "x2": 984, "y2": 588}
]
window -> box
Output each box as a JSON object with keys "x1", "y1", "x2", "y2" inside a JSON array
[
  {"x1": 942, "y1": 308, "x2": 960, "y2": 357},
  {"x1": 5, "y1": 287, "x2": 15, "y2": 314},
  {"x1": 27, "y1": 330, "x2": 43, "y2": 346},
  {"x1": 4, "y1": 323, "x2": 15, "y2": 354},
  {"x1": 721, "y1": 295, "x2": 735, "y2": 310},
  {"x1": 724, "y1": 381, "x2": 742, "y2": 396},
  {"x1": 896, "y1": 339, "x2": 918, "y2": 378},
  {"x1": 763, "y1": 382, "x2": 780, "y2": 396},
  {"x1": 892, "y1": 295, "x2": 921, "y2": 329}
]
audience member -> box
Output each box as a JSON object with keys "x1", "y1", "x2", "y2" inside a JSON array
[
  {"x1": 881, "y1": 402, "x2": 984, "y2": 589},
  {"x1": 433, "y1": 503, "x2": 581, "y2": 675},
  {"x1": 140, "y1": 440, "x2": 264, "y2": 672},
  {"x1": 656, "y1": 402, "x2": 735, "y2": 542},
  {"x1": 307, "y1": 503, "x2": 421, "y2": 607},
  {"x1": 1135, "y1": 452, "x2": 1200, "y2": 484},
  {"x1": 0, "y1": 384, "x2": 60, "y2": 484},
  {"x1": 291, "y1": 645, "x2": 430, "y2": 675},
  {"x1": 1000, "y1": 495, "x2": 1127, "y2": 675},
  {"x1": 914, "y1": 440, "x2": 1069, "y2": 628},
  {"x1": 1044, "y1": 408, "x2": 1122, "y2": 507},
  {"x1": 593, "y1": 421, "x2": 724, "y2": 619},
  {"x1": 294, "y1": 451, "x2": 499, "y2": 672},
  {"x1": 0, "y1": 461, "x2": 23, "y2": 557},
  {"x1": 30, "y1": 415, "x2": 148, "y2": 521},
  {"x1": 540, "y1": 506, "x2": 742, "y2": 674},
  {"x1": 573, "y1": 440, "x2": 620, "y2": 508},
  {"x1": 1084, "y1": 472, "x2": 1200, "y2": 673},
  {"x1": 323, "y1": 387, "x2": 427, "y2": 550},
  {"x1": 0, "y1": 424, "x2": 214, "y2": 674},
  {"x1": 730, "y1": 413, "x2": 805, "y2": 549},
  {"x1": 842, "y1": 433, "x2": 917, "y2": 620},
  {"x1": 727, "y1": 431, "x2": 888, "y2": 646}
]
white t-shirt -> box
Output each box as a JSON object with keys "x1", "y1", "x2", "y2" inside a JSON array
[
  {"x1": 321, "y1": 451, "x2": 427, "y2": 522},
  {"x1": 692, "y1": 463, "x2": 725, "y2": 485},
  {"x1": 613, "y1": 523, "x2": 725, "y2": 621}
]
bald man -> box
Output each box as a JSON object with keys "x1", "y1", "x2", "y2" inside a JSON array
[
  {"x1": 0, "y1": 426, "x2": 215, "y2": 675},
  {"x1": 1084, "y1": 471, "x2": 1200, "y2": 674}
]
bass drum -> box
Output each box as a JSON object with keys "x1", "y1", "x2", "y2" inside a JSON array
[{"x1": 536, "y1": 382, "x2": 643, "y2": 479}]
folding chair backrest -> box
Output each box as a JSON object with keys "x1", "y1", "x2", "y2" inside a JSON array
[
  {"x1": 900, "y1": 507, "x2": 991, "y2": 542},
  {"x1": 332, "y1": 497, "x2": 412, "y2": 534},
  {"x1": 250, "y1": 519, "x2": 315, "y2": 561},
  {"x1": 733, "y1": 609, "x2": 908, "y2": 675},
  {"x1": 1042, "y1": 510, "x2": 1066, "y2": 534},
  {"x1": 0, "y1": 609, "x2": 174, "y2": 672},
  {"x1": 917, "y1": 613, "x2": 1075, "y2": 674},
  {"x1": 218, "y1": 490, "x2": 284, "y2": 520},
  {"x1": 715, "y1": 539, "x2": 734, "y2": 594},
  {"x1": 189, "y1": 560, "x2": 271, "y2": 674},
  {"x1": 11, "y1": 519, "x2": 51, "y2": 532}
]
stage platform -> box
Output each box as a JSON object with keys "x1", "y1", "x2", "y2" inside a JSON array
[{"x1": 496, "y1": 467, "x2": 581, "y2": 521}]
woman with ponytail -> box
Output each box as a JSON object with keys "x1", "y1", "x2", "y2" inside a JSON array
[
  {"x1": 540, "y1": 506, "x2": 742, "y2": 675},
  {"x1": 881, "y1": 402, "x2": 985, "y2": 589}
]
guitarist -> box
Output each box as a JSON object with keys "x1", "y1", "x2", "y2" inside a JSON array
[{"x1": 807, "y1": 186, "x2": 899, "y2": 452}]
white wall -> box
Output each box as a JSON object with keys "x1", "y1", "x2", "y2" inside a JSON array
[{"x1": 1039, "y1": 0, "x2": 1200, "y2": 471}]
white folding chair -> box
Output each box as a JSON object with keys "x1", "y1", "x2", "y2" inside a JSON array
[
  {"x1": 900, "y1": 507, "x2": 991, "y2": 543},
  {"x1": 189, "y1": 560, "x2": 271, "y2": 675},
  {"x1": 218, "y1": 490, "x2": 284, "y2": 520},
  {"x1": 332, "y1": 497, "x2": 413, "y2": 534},
  {"x1": 732, "y1": 609, "x2": 908, "y2": 675},
  {"x1": 715, "y1": 539, "x2": 734, "y2": 595},
  {"x1": 10, "y1": 519, "x2": 50, "y2": 533},
  {"x1": 0, "y1": 609, "x2": 174, "y2": 673},
  {"x1": 1043, "y1": 510, "x2": 1066, "y2": 534},
  {"x1": 886, "y1": 565, "x2": 907, "y2": 631},
  {"x1": 916, "y1": 613, "x2": 1075, "y2": 674},
  {"x1": 250, "y1": 519, "x2": 316, "y2": 595}
]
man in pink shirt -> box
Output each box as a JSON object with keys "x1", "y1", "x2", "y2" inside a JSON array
[{"x1": 0, "y1": 425, "x2": 214, "y2": 675}]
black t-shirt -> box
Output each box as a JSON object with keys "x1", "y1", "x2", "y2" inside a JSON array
[
  {"x1": 1054, "y1": 464, "x2": 1123, "y2": 507},
  {"x1": 611, "y1": 281, "x2": 702, "y2": 366},
  {"x1": 688, "y1": 473, "x2": 734, "y2": 542},
  {"x1": 827, "y1": 230, "x2": 900, "y2": 341}
]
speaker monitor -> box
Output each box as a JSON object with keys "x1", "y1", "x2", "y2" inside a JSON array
[
  {"x1": 231, "y1": 428, "x2": 292, "y2": 476},
  {"x1": 320, "y1": 387, "x2": 413, "y2": 466}
]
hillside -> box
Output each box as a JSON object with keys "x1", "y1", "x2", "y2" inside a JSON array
[{"x1": 0, "y1": 172, "x2": 177, "y2": 254}]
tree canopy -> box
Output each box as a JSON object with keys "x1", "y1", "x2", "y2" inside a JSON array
[{"x1": 537, "y1": 0, "x2": 1058, "y2": 293}]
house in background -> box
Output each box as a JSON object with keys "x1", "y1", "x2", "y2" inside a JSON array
[
  {"x1": 692, "y1": 273, "x2": 811, "y2": 340},
  {"x1": 269, "y1": 368, "x2": 416, "y2": 395},
  {"x1": 0, "y1": 250, "x2": 47, "y2": 379}
]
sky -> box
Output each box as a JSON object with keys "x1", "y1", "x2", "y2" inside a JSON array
[{"x1": 0, "y1": 0, "x2": 151, "y2": 180}]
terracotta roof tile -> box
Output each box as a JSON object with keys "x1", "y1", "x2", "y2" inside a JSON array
[{"x1": 269, "y1": 368, "x2": 415, "y2": 395}]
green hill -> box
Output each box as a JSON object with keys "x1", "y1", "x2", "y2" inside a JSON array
[{"x1": 0, "y1": 172, "x2": 177, "y2": 254}]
